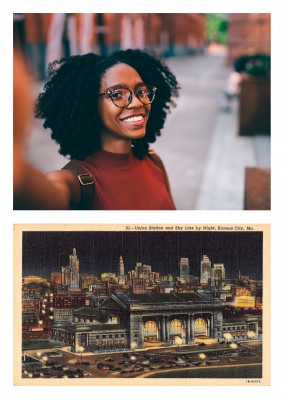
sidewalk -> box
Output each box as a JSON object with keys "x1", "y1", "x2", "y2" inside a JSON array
[
  {"x1": 194, "y1": 101, "x2": 270, "y2": 210},
  {"x1": 154, "y1": 54, "x2": 270, "y2": 210}
]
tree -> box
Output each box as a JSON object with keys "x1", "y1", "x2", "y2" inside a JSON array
[{"x1": 206, "y1": 14, "x2": 228, "y2": 45}]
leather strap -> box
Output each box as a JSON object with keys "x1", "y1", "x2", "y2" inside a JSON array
[
  {"x1": 62, "y1": 160, "x2": 94, "y2": 210},
  {"x1": 62, "y1": 151, "x2": 174, "y2": 210}
]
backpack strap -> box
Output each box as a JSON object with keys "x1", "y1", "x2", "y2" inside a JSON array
[
  {"x1": 62, "y1": 160, "x2": 94, "y2": 210},
  {"x1": 147, "y1": 149, "x2": 175, "y2": 207}
]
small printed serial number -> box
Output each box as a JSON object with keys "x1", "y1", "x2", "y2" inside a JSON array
[{"x1": 246, "y1": 379, "x2": 261, "y2": 384}]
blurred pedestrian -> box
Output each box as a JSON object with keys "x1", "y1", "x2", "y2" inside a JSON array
[
  {"x1": 24, "y1": 13, "x2": 50, "y2": 81},
  {"x1": 46, "y1": 13, "x2": 77, "y2": 67},
  {"x1": 21, "y1": 49, "x2": 179, "y2": 210}
]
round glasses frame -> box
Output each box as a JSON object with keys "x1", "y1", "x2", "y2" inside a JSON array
[{"x1": 98, "y1": 85, "x2": 157, "y2": 108}]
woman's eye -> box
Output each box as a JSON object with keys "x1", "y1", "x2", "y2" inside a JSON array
[
  {"x1": 112, "y1": 91, "x2": 124, "y2": 99},
  {"x1": 138, "y1": 88, "x2": 150, "y2": 97}
]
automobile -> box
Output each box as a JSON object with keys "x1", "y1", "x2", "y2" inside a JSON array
[
  {"x1": 45, "y1": 361, "x2": 57, "y2": 367},
  {"x1": 101, "y1": 365, "x2": 110, "y2": 371},
  {"x1": 52, "y1": 364, "x2": 64, "y2": 371},
  {"x1": 82, "y1": 361, "x2": 91, "y2": 365},
  {"x1": 74, "y1": 369, "x2": 84, "y2": 378},
  {"x1": 104, "y1": 357, "x2": 115, "y2": 362},
  {"x1": 42, "y1": 370, "x2": 53, "y2": 376},
  {"x1": 41, "y1": 351, "x2": 63, "y2": 358},
  {"x1": 66, "y1": 371, "x2": 76, "y2": 378},
  {"x1": 83, "y1": 372, "x2": 93, "y2": 377},
  {"x1": 40, "y1": 366, "x2": 52, "y2": 371},
  {"x1": 108, "y1": 365, "x2": 119, "y2": 371},
  {"x1": 109, "y1": 367, "x2": 122, "y2": 373},
  {"x1": 191, "y1": 361, "x2": 202, "y2": 366},
  {"x1": 207, "y1": 358, "x2": 220, "y2": 364},
  {"x1": 40, "y1": 372, "x2": 52, "y2": 378}
]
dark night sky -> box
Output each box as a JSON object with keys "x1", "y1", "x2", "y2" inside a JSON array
[{"x1": 22, "y1": 230, "x2": 263, "y2": 280}]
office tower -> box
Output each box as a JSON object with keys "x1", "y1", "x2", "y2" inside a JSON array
[
  {"x1": 135, "y1": 262, "x2": 143, "y2": 278},
  {"x1": 200, "y1": 255, "x2": 211, "y2": 285},
  {"x1": 142, "y1": 264, "x2": 151, "y2": 280},
  {"x1": 117, "y1": 255, "x2": 125, "y2": 277},
  {"x1": 62, "y1": 248, "x2": 80, "y2": 289},
  {"x1": 211, "y1": 263, "x2": 226, "y2": 287},
  {"x1": 179, "y1": 257, "x2": 190, "y2": 278}
]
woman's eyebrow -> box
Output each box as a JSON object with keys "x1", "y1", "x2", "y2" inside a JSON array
[{"x1": 105, "y1": 81, "x2": 145, "y2": 91}]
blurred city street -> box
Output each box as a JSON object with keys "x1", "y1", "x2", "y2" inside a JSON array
[{"x1": 26, "y1": 49, "x2": 270, "y2": 210}]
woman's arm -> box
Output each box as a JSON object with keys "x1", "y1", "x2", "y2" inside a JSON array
[
  {"x1": 13, "y1": 49, "x2": 81, "y2": 210},
  {"x1": 14, "y1": 150, "x2": 81, "y2": 210}
]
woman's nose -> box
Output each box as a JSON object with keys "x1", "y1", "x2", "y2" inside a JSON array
[{"x1": 127, "y1": 91, "x2": 143, "y2": 108}]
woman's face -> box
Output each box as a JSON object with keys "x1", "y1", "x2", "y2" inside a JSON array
[{"x1": 98, "y1": 63, "x2": 151, "y2": 145}]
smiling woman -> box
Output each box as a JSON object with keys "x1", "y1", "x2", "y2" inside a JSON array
[{"x1": 14, "y1": 49, "x2": 179, "y2": 210}]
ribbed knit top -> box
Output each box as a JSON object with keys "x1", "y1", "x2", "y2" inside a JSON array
[{"x1": 79, "y1": 149, "x2": 175, "y2": 210}]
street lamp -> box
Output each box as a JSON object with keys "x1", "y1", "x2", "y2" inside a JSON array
[
  {"x1": 77, "y1": 345, "x2": 84, "y2": 362},
  {"x1": 247, "y1": 330, "x2": 255, "y2": 340},
  {"x1": 175, "y1": 336, "x2": 183, "y2": 353},
  {"x1": 223, "y1": 332, "x2": 232, "y2": 344},
  {"x1": 230, "y1": 342, "x2": 238, "y2": 351},
  {"x1": 199, "y1": 353, "x2": 206, "y2": 364},
  {"x1": 130, "y1": 341, "x2": 137, "y2": 354}
]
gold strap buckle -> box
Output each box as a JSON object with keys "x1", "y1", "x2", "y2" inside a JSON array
[{"x1": 78, "y1": 173, "x2": 94, "y2": 186}]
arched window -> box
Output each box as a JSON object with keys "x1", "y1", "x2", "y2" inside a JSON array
[
  {"x1": 194, "y1": 318, "x2": 207, "y2": 335},
  {"x1": 144, "y1": 321, "x2": 158, "y2": 339},
  {"x1": 169, "y1": 319, "x2": 183, "y2": 336}
]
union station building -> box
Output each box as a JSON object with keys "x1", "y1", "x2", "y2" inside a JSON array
[{"x1": 52, "y1": 292, "x2": 226, "y2": 352}]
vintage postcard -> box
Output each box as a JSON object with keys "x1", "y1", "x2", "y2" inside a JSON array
[{"x1": 14, "y1": 223, "x2": 270, "y2": 386}]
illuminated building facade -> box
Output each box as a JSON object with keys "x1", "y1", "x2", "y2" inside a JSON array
[
  {"x1": 61, "y1": 248, "x2": 80, "y2": 289},
  {"x1": 52, "y1": 291, "x2": 223, "y2": 351},
  {"x1": 200, "y1": 255, "x2": 211, "y2": 285},
  {"x1": 132, "y1": 278, "x2": 146, "y2": 294},
  {"x1": 223, "y1": 317, "x2": 259, "y2": 340},
  {"x1": 117, "y1": 255, "x2": 125, "y2": 277},
  {"x1": 211, "y1": 263, "x2": 225, "y2": 287},
  {"x1": 179, "y1": 257, "x2": 190, "y2": 279}
]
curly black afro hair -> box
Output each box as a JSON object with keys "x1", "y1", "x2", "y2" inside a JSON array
[{"x1": 35, "y1": 49, "x2": 180, "y2": 160}]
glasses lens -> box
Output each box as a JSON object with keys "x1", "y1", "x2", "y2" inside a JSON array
[
  {"x1": 111, "y1": 88, "x2": 131, "y2": 107},
  {"x1": 136, "y1": 85, "x2": 156, "y2": 104}
]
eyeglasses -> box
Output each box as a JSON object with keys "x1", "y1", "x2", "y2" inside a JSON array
[{"x1": 98, "y1": 84, "x2": 157, "y2": 108}]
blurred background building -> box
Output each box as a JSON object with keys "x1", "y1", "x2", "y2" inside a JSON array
[{"x1": 13, "y1": 13, "x2": 271, "y2": 210}]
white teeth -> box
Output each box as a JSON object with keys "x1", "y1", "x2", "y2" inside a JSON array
[{"x1": 123, "y1": 116, "x2": 143, "y2": 123}]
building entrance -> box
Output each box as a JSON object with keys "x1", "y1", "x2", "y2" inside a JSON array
[{"x1": 194, "y1": 317, "x2": 207, "y2": 336}]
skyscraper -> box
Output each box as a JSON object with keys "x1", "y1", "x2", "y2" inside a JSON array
[
  {"x1": 211, "y1": 263, "x2": 225, "y2": 287},
  {"x1": 117, "y1": 255, "x2": 125, "y2": 277},
  {"x1": 179, "y1": 257, "x2": 190, "y2": 278},
  {"x1": 135, "y1": 262, "x2": 143, "y2": 278},
  {"x1": 62, "y1": 248, "x2": 80, "y2": 289},
  {"x1": 200, "y1": 255, "x2": 211, "y2": 285}
]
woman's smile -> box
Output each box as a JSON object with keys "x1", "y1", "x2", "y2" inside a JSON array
[{"x1": 98, "y1": 63, "x2": 151, "y2": 147}]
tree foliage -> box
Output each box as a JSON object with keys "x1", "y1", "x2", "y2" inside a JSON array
[{"x1": 206, "y1": 14, "x2": 228, "y2": 45}]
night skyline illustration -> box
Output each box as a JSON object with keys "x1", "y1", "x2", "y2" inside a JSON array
[{"x1": 22, "y1": 230, "x2": 263, "y2": 280}]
